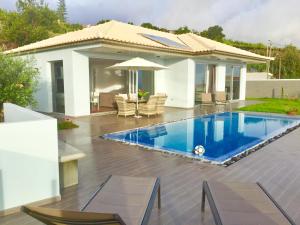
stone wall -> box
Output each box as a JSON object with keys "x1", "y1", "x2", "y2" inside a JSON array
[{"x1": 246, "y1": 79, "x2": 300, "y2": 98}]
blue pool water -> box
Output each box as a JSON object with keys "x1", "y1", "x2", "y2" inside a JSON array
[{"x1": 103, "y1": 112, "x2": 300, "y2": 164}]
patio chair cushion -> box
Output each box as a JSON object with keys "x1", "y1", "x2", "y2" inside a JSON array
[
  {"x1": 128, "y1": 93, "x2": 137, "y2": 101},
  {"x1": 22, "y1": 176, "x2": 160, "y2": 225},
  {"x1": 83, "y1": 176, "x2": 160, "y2": 225},
  {"x1": 214, "y1": 91, "x2": 227, "y2": 103},
  {"x1": 201, "y1": 93, "x2": 212, "y2": 104},
  {"x1": 118, "y1": 94, "x2": 128, "y2": 100},
  {"x1": 202, "y1": 181, "x2": 295, "y2": 225}
]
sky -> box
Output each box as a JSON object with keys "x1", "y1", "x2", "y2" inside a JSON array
[{"x1": 1, "y1": 0, "x2": 300, "y2": 47}]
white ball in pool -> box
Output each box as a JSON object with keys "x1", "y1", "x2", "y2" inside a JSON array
[{"x1": 193, "y1": 145, "x2": 205, "y2": 155}]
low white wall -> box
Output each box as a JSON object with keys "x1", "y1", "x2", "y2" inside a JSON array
[
  {"x1": 0, "y1": 103, "x2": 60, "y2": 213},
  {"x1": 246, "y1": 79, "x2": 300, "y2": 98}
]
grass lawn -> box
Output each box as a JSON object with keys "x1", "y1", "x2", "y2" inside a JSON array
[
  {"x1": 58, "y1": 120, "x2": 79, "y2": 130},
  {"x1": 238, "y1": 98, "x2": 300, "y2": 115}
]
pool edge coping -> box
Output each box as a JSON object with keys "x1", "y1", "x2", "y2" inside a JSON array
[{"x1": 101, "y1": 112, "x2": 300, "y2": 166}]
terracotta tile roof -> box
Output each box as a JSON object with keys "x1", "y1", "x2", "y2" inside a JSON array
[{"x1": 5, "y1": 20, "x2": 271, "y2": 61}]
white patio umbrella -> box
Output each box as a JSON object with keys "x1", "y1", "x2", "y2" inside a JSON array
[{"x1": 106, "y1": 57, "x2": 167, "y2": 118}]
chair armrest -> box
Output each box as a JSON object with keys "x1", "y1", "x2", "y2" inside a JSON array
[{"x1": 21, "y1": 206, "x2": 126, "y2": 225}]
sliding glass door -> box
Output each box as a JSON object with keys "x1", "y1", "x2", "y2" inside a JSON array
[
  {"x1": 195, "y1": 64, "x2": 207, "y2": 104},
  {"x1": 195, "y1": 64, "x2": 216, "y2": 104},
  {"x1": 128, "y1": 70, "x2": 154, "y2": 97},
  {"x1": 225, "y1": 65, "x2": 241, "y2": 100},
  {"x1": 51, "y1": 61, "x2": 65, "y2": 113}
]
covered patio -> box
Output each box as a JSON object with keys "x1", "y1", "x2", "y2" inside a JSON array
[{"x1": 2, "y1": 102, "x2": 300, "y2": 225}]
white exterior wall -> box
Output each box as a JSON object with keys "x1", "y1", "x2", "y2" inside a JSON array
[
  {"x1": 0, "y1": 103, "x2": 60, "y2": 212},
  {"x1": 155, "y1": 58, "x2": 195, "y2": 108},
  {"x1": 239, "y1": 64, "x2": 247, "y2": 100},
  {"x1": 24, "y1": 47, "x2": 91, "y2": 116},
  {"x1": 215, "y1": 64, "x2": 226, "y2": 92},
  {"x1": 69, "y1": 51, "x2": 90, "y2": 116},
  {"x1": 27, "y1": 43, "x2": 249, "y2": 113},
  {"x1": 23, "y1": 49, "x2": 71, "y2": 113}
]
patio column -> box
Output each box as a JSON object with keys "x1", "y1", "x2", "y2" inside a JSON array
[
  {"x1": 64, "y1": 51, "x2": 90, "y2": 116},
  {"x1": 239, "y1": 64, "x2": 247, "y2": 100},
  {"x1": 215, "y1": 64, "x2": 226, "y2": 92}
]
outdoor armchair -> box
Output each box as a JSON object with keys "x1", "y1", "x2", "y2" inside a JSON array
[
  {"x1": 156, "y1": 93, "x2": 168, "y2": 115},
  {"x1": 214, "y1": 91, "x2": 227, "y2": 104},
  {"x1": 138, "y1": 95, "x2": 158, "y2": 117},
  {"x1": 200, "y1": 93, "x2": 213, "y2": 104},
  {"x1": 115, "y1": 95, "x2": 135, "y2": 117}
]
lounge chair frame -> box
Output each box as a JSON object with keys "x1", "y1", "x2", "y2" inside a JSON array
[
  {"x1": 22, "y1": 175, "x2": 161, "y2": 225},
  {"x1": 201, "y1": 180, "x2": 296, "y2": 225}
]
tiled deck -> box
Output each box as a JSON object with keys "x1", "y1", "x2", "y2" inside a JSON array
[{"x1": 2, "y1": 101, "x2": 300, "y2": 225}]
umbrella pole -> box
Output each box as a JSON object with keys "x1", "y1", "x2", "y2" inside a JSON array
[{"x1": 135, "y1": 70, "x2": 141, "y2": 118}]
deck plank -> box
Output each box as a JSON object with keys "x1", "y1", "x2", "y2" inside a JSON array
[{"x1": 1, "y1": 102, "x2": 300, "y2": 225}]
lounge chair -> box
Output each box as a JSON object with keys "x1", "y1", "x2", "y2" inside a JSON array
[
  {"x1": 22, "y1": 175, "x2": 161, "y2": 225},
  {"x1": 156, "y1": 93, "x2": 167, "y2": 115},
  {"x1": 214, "y1": 91, "x2": 227, "y2": 104},
  {"x1": 138, "y1": 95, "x2": 158, "y2": 117},
  {"x1": 201, "y1": 180, "x2": 296, "y2": 225},
  {"x1": 200, "y1": 93, "x2": 213, "y2": 104},
  {"x1": 115, "y1": 95, "x2": 135, "y2": 117}
]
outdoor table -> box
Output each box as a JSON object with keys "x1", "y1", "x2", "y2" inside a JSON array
[
  {"x1": 127, "y1": 99, "x2": 147, "y2": 103},
  {"x1": 127, "y1": 99, "x2": 147, "y2": 118}
]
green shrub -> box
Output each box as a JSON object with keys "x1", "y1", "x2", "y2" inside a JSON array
[
  {"x1": 57, "y1": 120, "x2": 79, "y2": 130},
  {"x1": 0, "y1": 51, "x2": 39, "y2": 112}
]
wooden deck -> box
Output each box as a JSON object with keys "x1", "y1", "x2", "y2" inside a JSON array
[{"x1": 2, "y1": 102, "x2": 300, "y2": 225}]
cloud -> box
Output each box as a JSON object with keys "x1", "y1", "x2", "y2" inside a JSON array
[{"x1": 1, "y1": 0, "x2": 299, "y2": 47}]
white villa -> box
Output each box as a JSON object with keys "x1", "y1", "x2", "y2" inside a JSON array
[{"x1": 6, "y1": 20, "x2": 270, "y2": 117}]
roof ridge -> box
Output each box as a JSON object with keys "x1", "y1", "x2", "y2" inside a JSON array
[{"x1": 96, "y1": 20, "x2": 116, "y2": 38}]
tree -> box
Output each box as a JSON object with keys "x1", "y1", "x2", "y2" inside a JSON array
[
  {"x1": 97, "y1": 19, "x2": 111, "y2": 25},
  {"x1": 141, "y1": 22, "x2": 169, "y2": 32},
  {"x1": 16, "y1": 0, "x2": 44, "y2": 11},
  {"x1": 0, "y1": 1, "x2": 82, "y2": 48},
  {"x1": 0, "y1": 52, "x2": 39, "y2": 113},
  {"x1": 57, "y1": 0, "x2": 67, "y2": 22},
  {"x1": 174, "y1": 26, "x2": 191, "y2": 34},
  {"x1": 200, "y1": 25, "x2": 225, "y2": 42},
  {"x1": 277, "y1": 45, "x2": 300, "y2": 79}
]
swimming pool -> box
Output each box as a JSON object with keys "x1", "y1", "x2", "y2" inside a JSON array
[{"x1": 103, "y1": 112, "x2": 300, "y2": 164}]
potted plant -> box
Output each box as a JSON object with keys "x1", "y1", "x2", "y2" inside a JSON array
[{"x1": 138, "y1": 89, "x2": 149, "y2": 100}]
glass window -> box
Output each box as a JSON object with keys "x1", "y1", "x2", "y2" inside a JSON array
[
  {"x1": 138, "y1": 70, "x2": 154, "y2": 96},
  {"x1": 51, "y1": 61, "x2": 65, "y2": 113},
  {"x1": 225, "y1": 65, "x2": 241, "y2": 100},
  {"x1": 195, "y1": 64, "x2": 207, "y2": 103},
  {"x1": 195, "y1": 64, "x2": 207, "y2": 92},
  {"x1": 232, "y1": 67, "x2": 241, "y2": 100}
]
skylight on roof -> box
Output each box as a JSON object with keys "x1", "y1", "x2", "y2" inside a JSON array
[{"x1": 141, "y1": 33, "x2": 190, "y2": 50}]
